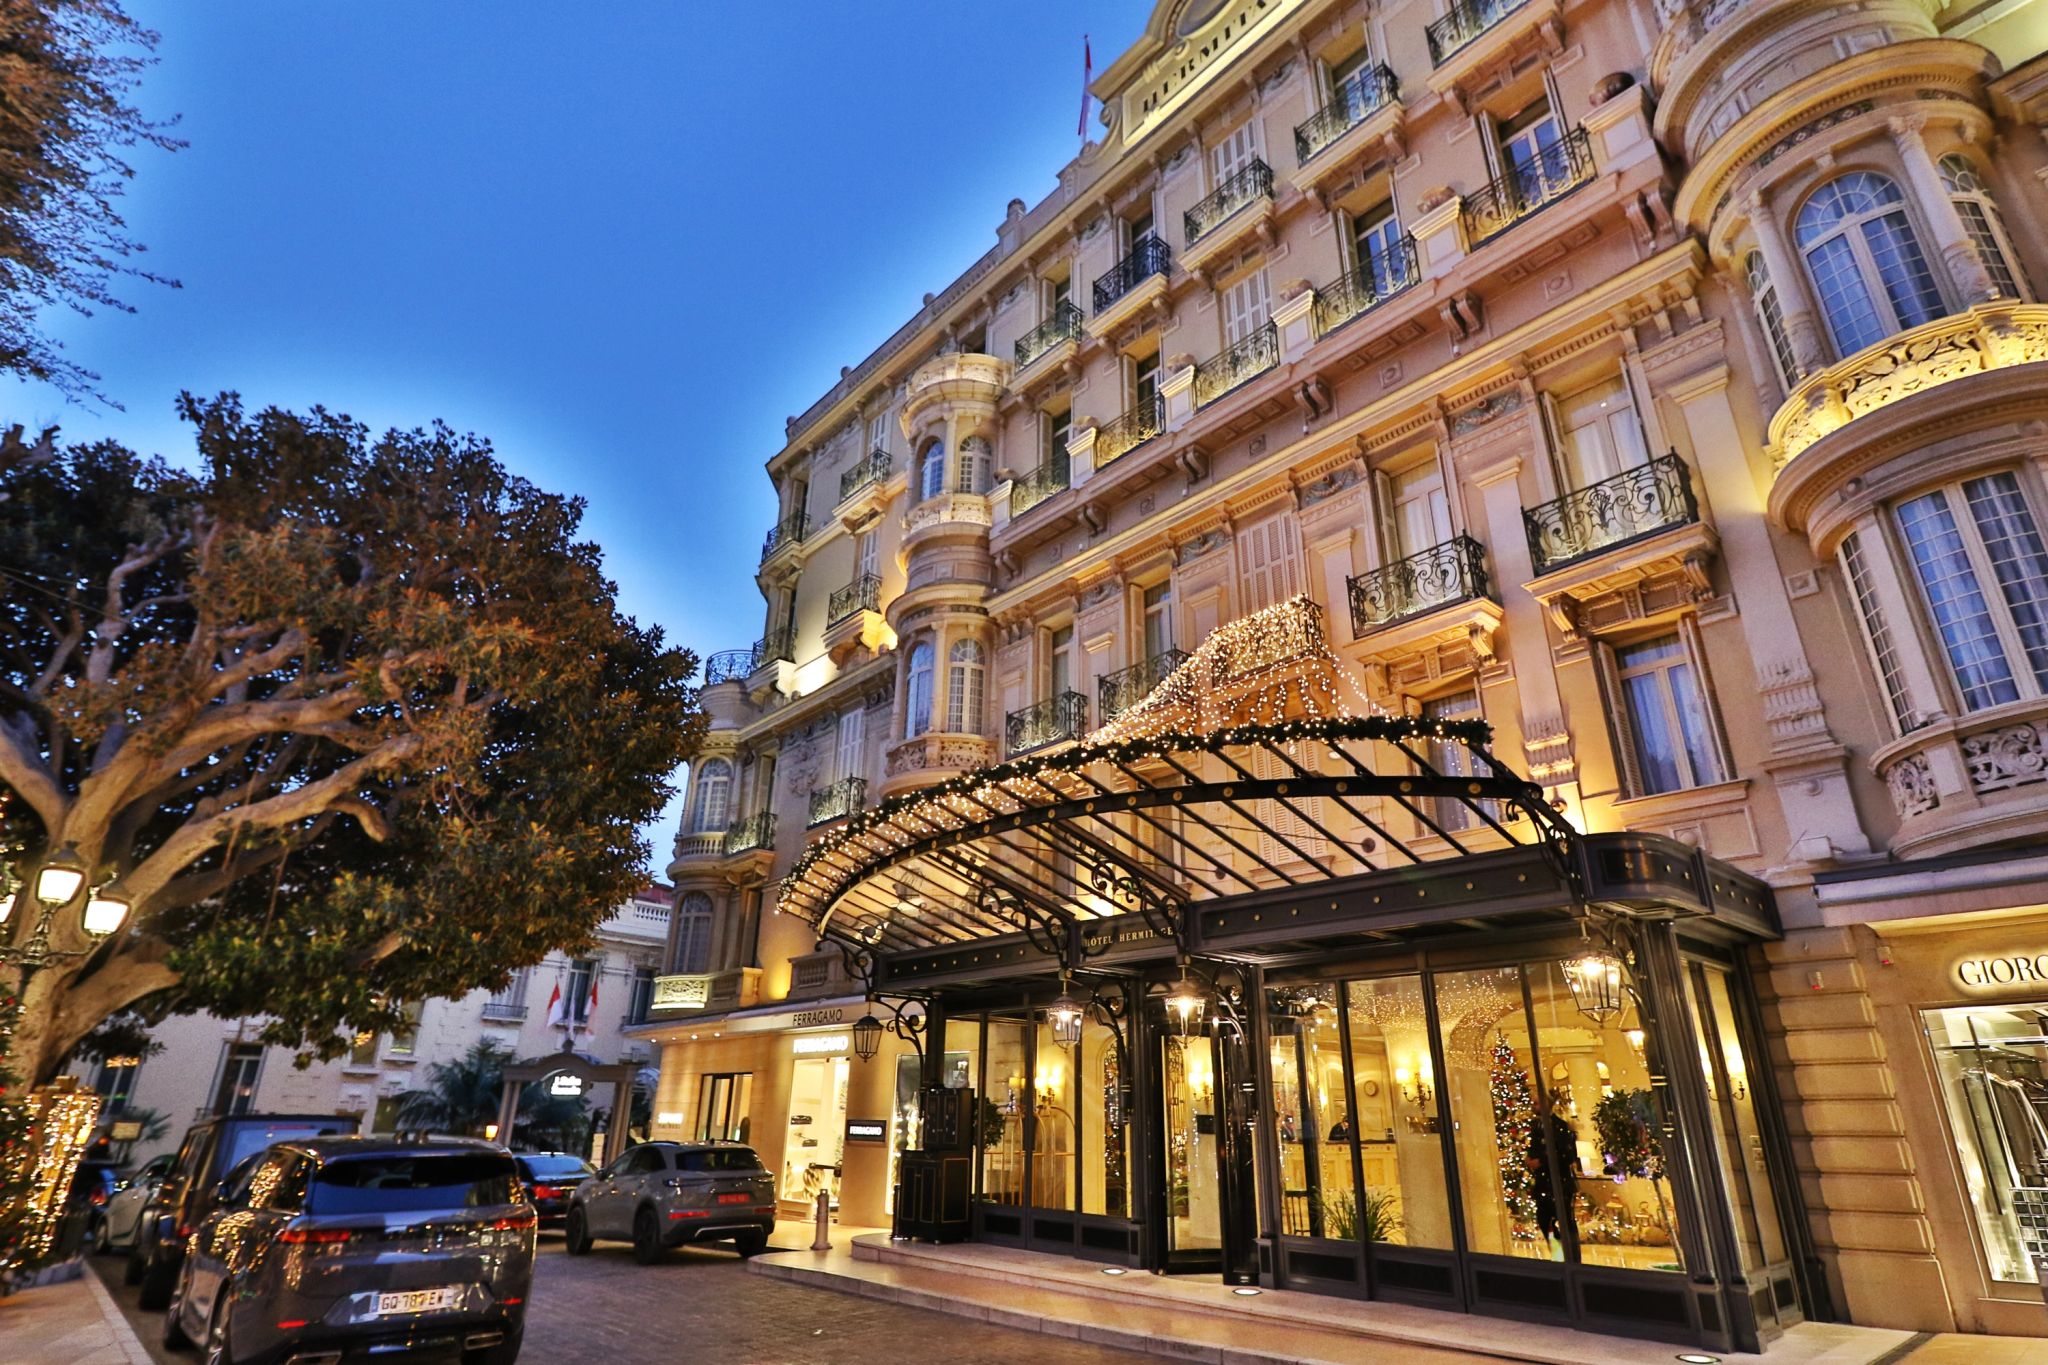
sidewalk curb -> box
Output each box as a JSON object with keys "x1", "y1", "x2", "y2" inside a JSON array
[{"x1": 82, "y1": 1261, "x2": 153, "y2": 1365}]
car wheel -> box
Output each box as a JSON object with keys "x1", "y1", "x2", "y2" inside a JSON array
[
  {"x1": 161, "y1": 1265, "x2": 192, "y2": 1350},
  {"x1": 137, "y1": 1248, "x2": 178, "y2": 1311},
  {"x1": 631, "y1": 1207, "x2": 665, "y2": 1265},
  {"x1": 462, "y1": 1324, "x2": 523, "y2": 1365},
  {"x1": 202, "y1": 1294, "x2": 235, "y2": 1365},
  {"x1": 562, "y1": 1206, "x2": 592, "y2": 1256},
  {"x1": 733, "y1": 1229, "x2": 767, "y2": 1258},
  {"x1": 87, "y1": 1212, "x2": 108, "y2": 1254}
]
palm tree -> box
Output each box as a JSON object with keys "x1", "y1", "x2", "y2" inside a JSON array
[{"x1": 394, "y1": 1040, "x2": 514, "y2": 1135}]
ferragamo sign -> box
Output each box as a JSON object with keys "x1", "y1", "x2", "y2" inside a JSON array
[{"x1": 1955, "y1": 953, "x2": 2048, "y2": 989}]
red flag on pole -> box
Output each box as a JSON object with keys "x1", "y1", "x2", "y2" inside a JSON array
[{"x1": 1078, "y1": 36, "x2": 1093, "y2": 139}]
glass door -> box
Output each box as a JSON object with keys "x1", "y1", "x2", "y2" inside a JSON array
[{"x1": 1159, "y1": 1029, "x2": 1224, "y2": 1269}]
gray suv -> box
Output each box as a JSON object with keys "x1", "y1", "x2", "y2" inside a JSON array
[
  {"x1": 164, "y1": 1137, "x2": 533, "y2": 1365},
  {"x1": 564, "y1": 1141, "x2": 774, "y2": 1264}
]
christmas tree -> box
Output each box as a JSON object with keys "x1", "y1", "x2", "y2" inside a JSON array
[
  {"x1": 1488, "y1": 1031, "x2": 1540, "y2": 1239},
  {"x1": 0, "y1": 989, "x2": 38, "y2": 1279}
]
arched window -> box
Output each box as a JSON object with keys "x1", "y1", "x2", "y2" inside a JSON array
[
  {"x1": 1938, "y1": 154, "x2": 2027, "y2": 301},
  {"x1": 956, "y1": 437, "x2": 990, "y2": 495},
  {"x1": 673, "y1": 891, "x2": 714, "y2": 974},
  {"x1": 691, "y1": 758, "x2": 732, "y2": 833},
  {"x1": 1745, "y1": 251, "x2": 1797, "y2": 390},
  {"x1": 905, "y1": 640, "x2": 935, "y2": 738},
  {"x1": 918, "y1": 440, "x2": 946, "y2": 502},
  {"x1": 947, "y1": 639, "x2": 986, "y2": 733},
  {"x1": 1796, "y1": 171, "x2": 1946, "y2": 357}
]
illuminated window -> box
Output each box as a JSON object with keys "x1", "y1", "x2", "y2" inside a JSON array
[
  {"x1": 1745, "y1": 251, "x2": 1797, "y2": 390},
  {"x1": 947, "y1": 639, "x2": 986, "y2": 733},
  {"x1": 1896, "y1": 472, "x2": 2048, "y2": 711},
  {"x1": 905, "y1": 640, "x2": 935, "y2": 738},
  {"x1": 919, "y1": 440, "x2": 946, "y2": 501},
  {"x1": 690, "y1": 758, "x2": 732, "y2": 833},
  {"x1": 1796, "y1": 172, "x2": 1946, "y2": 356},
  {"x1": 1938, "y1": 154, "x2": 2027, "y2": 301}
]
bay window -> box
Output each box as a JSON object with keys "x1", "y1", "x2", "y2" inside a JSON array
[
  {"x1": 905, "y1": 640, "x2": 935, "y2": 738},
  {"x1": 1896, "y1": 472, "x2": 2048, "y2": 712},
  {"x1": 1796, "y1": 172, "x2": 1945, "y2": 357},
  {"x1": 1938, "y1": 154, "x2": 2027, "y2": 301},
  {"x1": 947, "y1": 639, "x2": 986, "y2": 733}
]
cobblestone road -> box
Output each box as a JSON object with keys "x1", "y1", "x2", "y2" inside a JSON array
[{"x1": 88, "y1": 1232, "x2": 1152, "y2": 1365}]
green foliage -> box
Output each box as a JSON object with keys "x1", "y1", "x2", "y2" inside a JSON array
[
  {"x1": 1593, "y1": 1088, "x2": 1664, "y2": 1181},
  {"x1": 1321, "y1": 1187, "x2": 1403, "y2": 1244},
  {"x1": 394, "y1": 1039, "x2": 514, "y2": 1136}
]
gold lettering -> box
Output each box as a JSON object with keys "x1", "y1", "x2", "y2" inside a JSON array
[{"x1": 1959, "y1": 959, "x2": 1985, "y2": 986}]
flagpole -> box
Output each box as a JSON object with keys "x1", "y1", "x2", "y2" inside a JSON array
[{"x1": 1078, "y1": 35, "x2": 1093, "y2": 143}]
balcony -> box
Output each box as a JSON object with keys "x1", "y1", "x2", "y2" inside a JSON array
[
  {"x1": 1194, "y1": 320, "x2": 1280, "y2": 407},
  {"x1": 760, "y1": 510, "x2": 809, "y2": 563},
  {"x1": 672, "y1": 829, "x2": 725, "y2": 861},
  {"x1": 1463, "y1": 128, "x2": 1595, "y2": 248},
  {"x1": 1182, "y1": 161, "x2": 1276, "y2": 278},
  {"x1": 1874, "y1": 695, "x2": 2048, "y2": 859},
  {"x1": 827, "y1": 573, "x2": 881, "y2": 627},
  {"x1": 753, "y1": 625, "x2": 795, "y2": 670},
  {"x1": 1349, "y1": 536, "x2": 1492, "y2": 634},
  {"x1": 480, "y1": 998, "x2": 526, "y2": 1022},
  {"x1": 704, "y1": 649, "x2": 756, "y2": 686},
  {"x1": 1096, "y1": 395, "x2": 1165, "y2": 467},
  {"x1": 1015, "y1": 299, "x2": 1084, "y2": 375},
  {"x1": 1295, "y1": 66, "x2": 1400, "y2": 166},
  {"x1": 1009, "y1": 461, "x2": 1070, "y2": 519},
  {"x1": 1313, "y1": 239, "x2": 1420, "y2": 338},
  {"x1": 1427, "y1": 0, "x2": 1529, "y2": 65},
  {"x1": 881, "y1": 731, "x2": 995, "y2": 798},
  {"x1": 645, "y1": 969, "x2": 760, "y2": 1015},
  {"x1": 807, "y1": 776, "x2": 867, "y2": 827},
  {"x1": 787, "y1": 947, "x2": 852, "y2": 1001},
  {"x1": 1091, "y1": 236, "x2": 1172, "y2": 335},
  {"x1": 1524, "y1": 453, "x2": 1699, "y2": 577},
  {"x1": 722, "y1": 810, "x2": 776, "y2": 857},
  {"x1": 1098, "y1": 649, "x2": 1190, "y2": 722},
  {"x1": 1006, "y1": 690, "x2": 1088, "y2": 756},
  {"x1": 838, "y1": 448, "x2": 891, "y2": 503}
]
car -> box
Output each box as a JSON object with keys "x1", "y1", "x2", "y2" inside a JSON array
[
  {"x1": 164, "y1": 1136, "x2": 533, "y2": 1365},
  {"x1": 563, "y1": 1140, "x2": 775, "y2": 1264},
  {"x1": 95, "y1": 1152, "x2": 175, "y2": 1254},
  {"x1": 511, "y1": 1152, "x2": 593, "y2": 1228},
  {"x1": 130, "y1": 1112, "x2": 358, "y2": 1309},
  {"x1": 65, "y1": 1160, "x2": 121, "y2": 1255}
]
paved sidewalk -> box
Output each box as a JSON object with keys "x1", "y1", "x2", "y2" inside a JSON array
[{"x1": 2, "y1": 1261, "x2": 152, "y2": 1365}]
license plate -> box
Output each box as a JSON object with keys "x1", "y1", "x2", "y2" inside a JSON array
[
  {"x1": 716, "y1": 1193, "x2": 750, "y2": 1205},
  {"x1": 374, "y1": 1286, "x2": 459, "y2": 1317}
]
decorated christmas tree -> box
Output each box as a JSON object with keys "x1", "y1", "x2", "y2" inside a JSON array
[
  {"x1": 1488, "y1": 1031, "x2": 1540, "y2": 1239},
  {"x1": 0, "y1": 989, "x2": 38, "y2": 1278}
]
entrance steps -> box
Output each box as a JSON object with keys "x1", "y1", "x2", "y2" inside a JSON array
[{"x1": 746, "y1": 1233, "x2": 1926, "y2": 1365}]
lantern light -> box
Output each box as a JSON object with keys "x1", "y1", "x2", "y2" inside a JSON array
[
  {"x1": 852, "y1": 1012, "x2": 884, "y2": 1063},
  {"x1": 1049, "y1": 976, "x2": 1084, "y2": 1048},
  {"x1": 34, "y1": 844, "x2": 89, "y2": 907},
  {"x1": 1563, "y1": 952, "x2": 1627, "y2": 1025},
  {"x1": 1166, "y1": 967, "x2": 1206, "y2": 1038},
  {"x1": 82, "y1": 884, "x2": 132, "y2": 939}
]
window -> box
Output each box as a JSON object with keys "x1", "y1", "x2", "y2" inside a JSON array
[
  {"x1": 855, "y1": 529, "x2": 878, "y2": 582},
  {"x1": 866, "y1": 408, "x2": 889, "y2": 454},
  {"x1": 1745, "y1": 251, "x2": 1798, "y2": 390},
  {"x1": 387, "y1": 1000, "x2": 422, "y2": 1055},
  {"x1": 347, "y1": 1030, "x2": 378, "y2": 1067},
  {"x1": 1236, "y1": 513, "x2": 1303, "y2": 614},
  {"x1": 1939, "y1": 154, "x2": 2026, "y2": 301},
  {"x1": 1047, "y1": 624, "x2": 1075, "y2": 699},
  {"x1": 1897, "y1": 473, "x2": 2048, "y2": 711},
  {"x1": 947, "y1": 639, "x2": 986, "y2": 733},
  {"x1": 311, "y1": 1152, "x2": 517, "y2": 1214},
  {"x1": 696, "y1": 1072, "x2": 754, "y2": 1143},
  {"x1": 956, "y1": 437, "x2": 990, "y2": 494},
  {"x1": 1389, "y1": 461, "x2": 1453, "y2": 558},
  {"x1": 1047, "y1": 274, "x2": 1071, "y2": 312},
  {"x1": 1555, "y1": 377, "x2": 1648, "y2": 490},
  {"x1": 1351, "y1": 201, "x2": 1405, "y2": 295},
  {"x1": 89, "y1": 1054, "x2": 141, "y2": 1110},
  {"x1": 905, "y1": 640, "x2": 935, "y2": 738},
  {"x1": 1924, "y1": 1002, "x2": 2048, "y2": 1284},
  {"x1": 918, "y1": 440, "x2": 946, "y2": 502},
  {"x1": 691, "y1": 758, "x2": 732, "y2": 834},
  {"x1": 673, "y1": 891, "x2": 713, "y2": 974},
  {"x1": 835, "y1": 706, "x2": 864, "y2": 783},
  {"x1": 1423, "y1": 690, "x2": 1492, "y2": 832},
  {"x1": 1796, "y1": 171, "x2": 1946, "y2": 356},
  {"x1": 1044, "y1": 408, "x2": 1072, "y2": 481},
  {"x1": 1132, "y1": 351, "x2": 1162, "y2": 417},
  {"x1": 212, "y1": 1044, "x2": 263, "y2": 1116},
  {"x1": 484, "y1": 968, "x2": 529, "y2": 1020},
  {"x1": 1210, "y1": 119, "x2": 1260, "y2": 186},
  {"x1": 566, "y1": 958, "x2": 596, "y2": 1024},
  {"x1": 1612, "y1": 632, "x2": 1728, "y2": 795},
  {"x1": 1266, "y1": 985, "x2": 1352, "y2": 1238},
  {"x1": 1127, "y1": 208, "x2": 1156, "y2": 252},
  {"x1": 1220, "y1": 268, "x2": 1271, "y2": 346},
  {"x1": 628, "y1": 966, "x2": 656, "y2": 1025},
  {"x1": 1840, "y1": 531, "x2": 1914, "y2": 734},
  {"x1": 1498, "y1": 98, "x2": 1569, "y2": 198},
  {"x1": 1142, "y1": 582, "x2": 1175, "y2": 660}
]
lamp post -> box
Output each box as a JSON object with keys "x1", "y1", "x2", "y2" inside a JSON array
[{"x1": 0, "y1": 843, "x2": 131, "y2": 981}]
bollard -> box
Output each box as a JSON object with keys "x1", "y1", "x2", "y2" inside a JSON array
[{"x1": 811, "y1": 1189, "x2": 832, "y2": 1251}]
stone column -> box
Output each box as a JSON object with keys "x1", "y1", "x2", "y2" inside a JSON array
[
  {"x1": 1890, "y1": 115, "x2": 1998, "y2": 305},
  {"x1": 1747, "y1": 193, "x2": 1829, "y2": 378}
]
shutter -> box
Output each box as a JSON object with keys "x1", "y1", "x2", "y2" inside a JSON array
[
  {"x1": 1223, "y1": 270, "x2": 1271, "y2": 344},
  {"x1": 1593, "y1": 641, "x2": 1646, "y2": 799},
  {"x1": 1678, "y1": 614, "x2": 1736, "y2": 782},
  {"x1": 1252, "y1": 744, "x2": 1328, "y2": 868},
  {"x1": 1211, "y1": 121, "x2": 1259, "y2": 183},
  {"x1": 836, "y1": 708, "x2": 864, "y2": 783}
]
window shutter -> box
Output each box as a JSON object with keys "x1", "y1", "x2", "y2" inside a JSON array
[
  {"x1": 1678, "y1": 614, "x2": 1736, "y2": 782},
  {"x1": 836, "y1": 708, "x2": 864, "y2": 783},
  {"x1": 1593, "y1": 641, "x2": 1646, "y2": 799},
  {"x1": 1253, "y1": 744, "x2": 1328, "y2": 868}
]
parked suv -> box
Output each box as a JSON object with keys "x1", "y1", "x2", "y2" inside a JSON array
[
  {"x1": 165, "y1": 1137, "x2": 532, "y2": 1365},
  {"x1": 130, "y1": 1111, "x2": 357, "y2": 1308},
  {"x1": 564, "y1": 1141, "x2": 774, "y2": 1263}
]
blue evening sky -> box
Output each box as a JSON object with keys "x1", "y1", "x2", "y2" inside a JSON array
[{"x1": 8, "y1": 2, "x2": 1145, "y2": 861}]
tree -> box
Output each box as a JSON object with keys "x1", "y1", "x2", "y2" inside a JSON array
[
  {"x1": 0, "y1": 0, "x2": 181, "y2": 402},
  {"x1": 395, "y1": 1039, "x2": 513, "y2": 1136},
  {"x1": 1488, "y1": 1031, "x2": 1539, "y2": 1239},
  {"x1": 0, "y1": 395, "x2": 703, "y2": 1082}
]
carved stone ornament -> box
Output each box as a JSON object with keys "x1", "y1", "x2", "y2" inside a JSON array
[
  {"x1": 1886, "y1": 753, "x2": 1939, "y2": 818},
  {"x1": 1589, "y1": 72, "x2": 1634, "y2": 107},
  {"x1": 1081, "y1": 214, "x2": 1109, "y2": 241},
  {"x1": 1165, "y1": 141, "x2": 1196, "y2": 174},
  {"x1": 1177, "y1": 528, "x2": 1229, "y2": 561},
  {"x1": 1085, "y1": 579, "x2": 1120, "y2": 606},
  {"x1": 1449, "y1": 389, "x2": 1524, "y2": 436},
  {"x1": 1257, "y1": 59, "x2": 1294, "y2": 97},
  {"x1": 1964, "y1": 720, "x2": 2048, "y2": 795},
  {"x1": 1298, "y1": 465, "x2": 1362, "y2": 508},
  {"x1": 1415, "y1": 185, "x2": 1456, "y2": 215}
]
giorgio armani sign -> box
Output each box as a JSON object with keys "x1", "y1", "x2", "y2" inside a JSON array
[{"x1": 1954, "y1": 953, "x2": 2048, "y2": 989}]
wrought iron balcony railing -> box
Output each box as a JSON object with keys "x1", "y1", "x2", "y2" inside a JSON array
[
  {"x1": 760, "y1": 510, "x2": 810, "y2": 561},
  {"x1": 754, "y1": 625, "x2": 795, "y2": 668},
  {"x1": 838, "y1": 448, "x2": 891, "y2": 502},
  {"x1": 1194, "y1": 320, "x2": 1280, "y2": 406},
  {"x1": 1185, "y1": 159, "x2": 1275, "y2": 246},
  {"x1": 705, "y1": 649, "x2": 757, "y2": 686},
  {"x1": 1294, "y1": 65, "x2": 1400, "y2": 164},
  {"x1": 1524, "y1": 452, "x2": 1699, "y2": 576},
  {"x1": 828, "y1": 573, "x2": 882, "y2": 626},
  {"x1": 1464, "y1": 128, "x2": 1595, "y2": 247},
  {"x1": 1009, "y1": 460, "x2": 1070, "y2": 518},
  {"x1": 722, "y1": 810, "x2": 776, "y2": 856},
  {"x1": 1093, "y1": 235, "x2": 1172, "y2": 314},
  {"x1": 1313, "y1": 238, "x2": 1420, "y2": 337},
  {"x1": 1347, "y1": 535, "x2": 1491, "y2": 634},
  {"x1": 1427, "y1": 0, "x2": 1530, "y2": 65},
  {"x1": 807, "y1": 776, "x2": 867, "y2": 827},
  {"x1": 1098, "y1": 649, "x2": 1190, "y2": 722},
  {"x1": 1006, "y1": 690, "x2": 1088, "y2": 756},
  {"x1": 1096, "y1": 394, "x2": 1165, "y2": 466},
  {"x1": 1015, "y1": 299, "x2": 1085, "y2": 370}
]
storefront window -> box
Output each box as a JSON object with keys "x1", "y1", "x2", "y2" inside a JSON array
[
  {"x1": 1346, "y1": 974, "x2": 1450, "y2": 1248},
  {"x1": 982, "y1": 1018, "x2": 1029, "y2": 1205},
  {"x1": 1925, "y1": 1001, "x2": 2048, "y2": 1284},
  {"x1": 1524, "y1": 959, "x2": 1685, "y2": 1273},
  {"x1": 1434, "y1": 966, "x2": 1544, "y2": 1258},
  {"x1": 1162, "y1": 1030, "x2": 1222, "y2": 1253},
  {"x1": 695, "y1": 1072, "x2": 752, "y2": 1143},
  {"x1": 1031, "y1": 1013, "x2": 1077, "y2": 1209},
  {"x1": 1080, "y1": 1017, "x2": 1130, "y2": 1217},
  {"x1": 1688, "y1": 965, "x2": 1789, "y2": 1276},
  {"x1": 783, "y1": 1040, "x2": 850, "y2": 1206},
  {"x1": 1267, "y1": 984, "x2": 1355, "y2": 1239}
]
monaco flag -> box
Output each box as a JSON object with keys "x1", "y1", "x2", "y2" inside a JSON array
[
  {"x1": 581, "y1": 974, "x2": 599, "y2": 1032},
  {"x1": 545, "y1": 979, "x2": 567, "y2": 1029}
]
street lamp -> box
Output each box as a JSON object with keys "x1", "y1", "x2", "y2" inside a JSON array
[
  {"x1": 34, "y1": 843, "x2": 88, "y2": 907},
  {"x1": 1049, "y1": 974, "x2": 1084, "y2": 1048},
  {"x1": 1, "y1": 845, "x2": 131, "y2": 977},
  {"x1": 852, "y1": 1011, "x2": 884, "y2": 1063},
  {"x1": 83, "y1": 884, "x2": 133, "y2": 939},
  {"x1": 1563, "y1": 952, "x2": 1627, "y2": 1025}
]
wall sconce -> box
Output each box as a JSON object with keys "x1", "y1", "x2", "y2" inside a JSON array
[{"x1": 1623, "y1": 1028, "x2": 1646, "y2": 1059}]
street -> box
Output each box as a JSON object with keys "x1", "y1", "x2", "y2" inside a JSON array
[{"x1": 85, "y1": 1232, "x2": 1153, "y2": 1365}]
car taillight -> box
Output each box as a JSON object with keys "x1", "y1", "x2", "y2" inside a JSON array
[
  {"x1": 174, "y1": 1223, "x2": 195, "y2": 1240},
  {"x1": 531, "y1": 1184, "x2": 560, "y2": 1201},
  {"x1": 276, "y1": 1319, "x2": 310, "y2": 1330},
  {"x1": 488, "y1": 1210, "x2": 535, "y2": 1231},
  {"x1": 279, "y1": 1225, "x2": 357, "y2": 1245},
  {"x1": 90, "y1": 1188, "x2": 107, "y2": 1206}
]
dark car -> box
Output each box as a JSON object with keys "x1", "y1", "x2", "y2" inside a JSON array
[
  {"x1": 66, "y1": 1160, "x2": 121, "y2": 1255},
  {"x1": 564, "y1": 1141, "x2": 774, "y2": 1264},
  {"x1": 164, "y1": 1137, "x2": 533, "y2": 1365},
  {"x1": 131, "y1": 1112, "x2": 358, "y2": 1309},
  {"x1": 512, "y1": 1153, "x2": 592, "y2": 1227}
]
